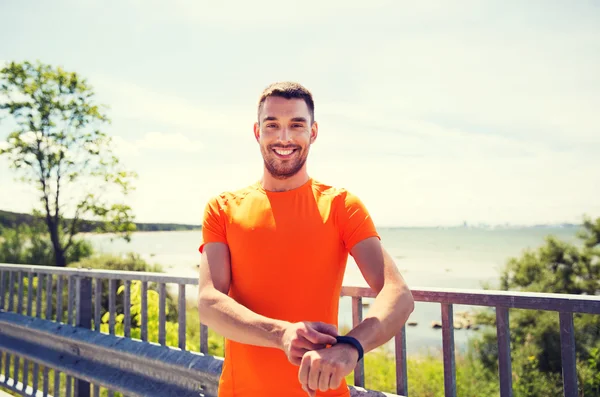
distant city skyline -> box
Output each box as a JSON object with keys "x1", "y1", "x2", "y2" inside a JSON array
[{"x1": 1, "y1": 1, "x2": 599, "y2": 227}]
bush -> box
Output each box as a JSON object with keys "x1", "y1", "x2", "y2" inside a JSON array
[
  {"x1": 0, "y1": 224, "x2": 93, "y2": 266},
  {"x1": 68, "y1": 253, "x2": 178, "y2": 324},
  {"x1": 342, "y1": 346, "x2": 499, "y2": 397},
  {"x1": 71, "y1": 252, "x2": 163, "y2": 273},
  {"x1": 474, "y1": 216, "x2": 600, "y2": 396}
]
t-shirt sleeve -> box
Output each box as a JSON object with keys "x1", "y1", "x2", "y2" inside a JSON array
[
  {"x1": 338, "y1": 190, "x2": 380, "y2": 251},
  {"x1": 198, "y1": 196, "x2": 228, "y2": 254}
]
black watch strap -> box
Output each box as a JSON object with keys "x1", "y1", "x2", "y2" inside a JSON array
[{"x1": 335, "y1": 335, "x2": 364, "y2": 362}]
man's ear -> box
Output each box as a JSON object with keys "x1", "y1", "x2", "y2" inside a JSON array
[
  {"x1": 310, "y1": 121, "x2": 318, "y2": 144},
  {"x1": 253, "y1": 122, "x2": 260, "y2": 142}
]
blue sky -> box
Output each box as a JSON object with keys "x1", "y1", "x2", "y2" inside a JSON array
[{"x1": 1, "y1": 0, "x2": 599, "y2": 227}]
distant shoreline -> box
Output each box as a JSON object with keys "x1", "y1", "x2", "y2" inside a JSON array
[
  {"x1": 0, "y1": 209, "x2": 201, "y2": 233},
  {"x1": 1, "y1": 209, "x2": 582, "y2": 232}
]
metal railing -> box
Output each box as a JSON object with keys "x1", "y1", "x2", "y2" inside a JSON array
[
  {"x1": 343, "y1": 286, "x2": 600, "y2": 397},
  {"x1": 0, "y1": 263, "x2": 599, "y2": 397}
]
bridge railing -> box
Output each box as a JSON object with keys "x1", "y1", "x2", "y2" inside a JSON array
[
  {"x1": 0, "y1": 310, "x2": 222, "y2": 397},
  {"x1": 0, "y1": 263, "x2": 599, "y2": 397},
  {"x1": 343, "y1": 286, "x2": 600, "y2": 397}
]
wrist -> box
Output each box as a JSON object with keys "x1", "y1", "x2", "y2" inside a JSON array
[
  {"x1": 274, "y1": 320, "x2": 291, "y2": 350},
  {"x1": 335, "y1": 335, "x2": 364, "y2": 362}
]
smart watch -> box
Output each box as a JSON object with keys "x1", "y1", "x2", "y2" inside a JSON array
[{"x1": 335, "y1": 335, "x2": 364, "y2": 362}]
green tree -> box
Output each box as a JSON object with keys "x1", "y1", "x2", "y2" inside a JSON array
[
  {"x1": 0, "y1": 60, "x2": 136, "y2": 267},
  {"x1": 476, "y1": 216, "x2": 600, "y2": 395}
]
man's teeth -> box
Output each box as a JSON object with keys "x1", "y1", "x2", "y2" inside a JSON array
[{"x1": 275, "y1": 149, "x2": 294, "y2": 155}]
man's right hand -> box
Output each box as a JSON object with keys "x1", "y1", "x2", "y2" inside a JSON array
[{"x1": 280, "y1": 322, "x2": 339, "y2": 366}]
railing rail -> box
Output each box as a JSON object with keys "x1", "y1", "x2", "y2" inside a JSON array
[
  {"x1": 0, "y1": 311, "x2": 222, "y2": 397},
  {"x1": 1, "y1": 263, "x2": 599, "y2": 397}
]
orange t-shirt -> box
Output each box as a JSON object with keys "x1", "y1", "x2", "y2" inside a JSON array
[{"x1": 199, "y1": 178, "x2": 379, "y2": 397}]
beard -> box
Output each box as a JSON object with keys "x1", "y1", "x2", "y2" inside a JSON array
[{"x1": 261, "y1": 143, "x2": 309, "y2": 180}]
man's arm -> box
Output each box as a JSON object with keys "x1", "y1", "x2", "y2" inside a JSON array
[
  {"x1": 345, "y1": 236, "x2": 414, "y2": 352},
  {"x1": 298, "y1": 237, "x2": 414, "y2": 395},
  {"x1": 198, "y1": 242, "x2": 286, "y2": 348},
  {"x1": 198, "y1": 242, "x2": 338, "y2": 363}
]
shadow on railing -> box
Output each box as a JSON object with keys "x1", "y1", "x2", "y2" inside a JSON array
[{"x1": 0, "y1": 263, "x2": 598, "y2": 397}]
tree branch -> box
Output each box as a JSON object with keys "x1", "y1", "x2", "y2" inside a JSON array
[{"x1": 64, "y1": 199, "x2": 85, "y2": 253}]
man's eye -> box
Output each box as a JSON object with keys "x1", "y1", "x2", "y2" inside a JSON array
[
  {"x1": 266, "y1": 124, "x2": 277, "y2": 128},
  {"x1": 292, "y1": 124, "x2": 303, "y2": 128}
]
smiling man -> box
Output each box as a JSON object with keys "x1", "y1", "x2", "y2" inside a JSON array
[{"x1": 198, "y1": 82, "x2": 414, "y2": 397}]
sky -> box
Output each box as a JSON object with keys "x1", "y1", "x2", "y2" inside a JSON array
[{"x1": 0, "y1": 0, "x2": 599, "y2": 227}]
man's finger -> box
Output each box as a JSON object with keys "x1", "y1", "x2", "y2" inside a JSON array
[
  {"x1": 330, "y1": 372, "x2": 343, "y2": 390},
  {"x1": 300, "y1": 326, "x2": 337, "y2": 345},
  {"x1": 298, "y1": 354, "x2": 311, "y2": 389},
  {"x1": 295, "y1": 337, "x2": 327, "y2": 351},
  {"x1": 307, "y1": 358, "x2": 321, "y2": 391},
  {"x1": 318, "y1": 365, "x2": 333, "y2": 392},
  {"x1": 311, "y1": 322, "x2": 339, "y2": 337},
  {"x1": 290, "y1": 346, "x2": 310, "y2": 363}
]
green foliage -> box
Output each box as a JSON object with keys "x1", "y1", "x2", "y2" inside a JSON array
[
  {"x1": 70, "y1": 252, "x2": 163, "y2": 273},
  {"x1": 0, "y1": 60, "x2": 137, "y2": 266},
  {"x1": 341, "y1": 345, "x2": 500, "y2": 396},
  {"x1": 99, "y1": 280, "x2": 178, "y2": 344},
  {"x1": 102, "y1": 277, "x2": 225, "y2": 353},
  {"x1": 511, "y1": 343, "x2": 562, "y2": 397},
  {"x1": 580, "y1": 347, "x2": 600, "y2": 395},
  {"x1": 69, "y1": 253, "x2": 178, "y2": 323},
  {"x1": 500, "y1": 218, "x2": 599, "y2": 295},
  {"x1": 476, "y1": 215, "x2": 600, "y2": 395},
  {"x1": 0, "y1": 222, "x2": 93, "y2": 265}
]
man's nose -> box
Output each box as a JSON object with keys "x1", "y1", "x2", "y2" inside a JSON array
[{"x1": 278, "y1": 127, "x2": 291, "y2": 142}]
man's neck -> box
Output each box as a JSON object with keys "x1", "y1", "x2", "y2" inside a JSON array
[{"x1": 260, "y1": 168, "x2": 310, "y2": 192}]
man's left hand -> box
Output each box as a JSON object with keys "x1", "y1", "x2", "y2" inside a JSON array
[{"x1": 298, "y1": 343, "x2": 359, "y2": 396}]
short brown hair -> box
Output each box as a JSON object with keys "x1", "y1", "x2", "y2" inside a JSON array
[{"x1": 257, "y1": 82, "x2": 315, "y2": 124}]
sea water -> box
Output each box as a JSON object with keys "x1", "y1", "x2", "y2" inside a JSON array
[{"x1": 86, "y1": 226, "x2": 579, "y2": 355}]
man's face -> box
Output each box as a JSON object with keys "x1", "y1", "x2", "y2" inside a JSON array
[{"x1": 254, "y1": 96, "x2": 318, "y2": 180}]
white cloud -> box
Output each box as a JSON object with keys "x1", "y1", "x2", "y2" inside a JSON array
[
  {"x1": 92, "y1": 76, "x2": 252, "y2": 137},
  {"x1": 301, "y1": 26, "x2": 600, "y2": 145},
  {"x1": 112, "y1": 131, "x2": 204, "y2": 156},
  {"x1": 138, "y1": 131, "x2": 203, "y2": 152},
  {"x1": 127, "y1": 0, "x2": 399, "y2": 26}
]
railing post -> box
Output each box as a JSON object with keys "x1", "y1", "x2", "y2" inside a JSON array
[
  {"x1": 76, "y1": 276, "x2": 93, "y2": 397},
  {"x1": 395, "y1": 325, "x2": 408, "y2": 396},
  {"x1": 496, "y1": 307, "x2": 513, "y2": 397},
  {"x1": 441, "y1": 303, "x2": 457, "y2": 397},
  {"x1": 352, "y1": 296, "x2": 365, "y2": 388},
  {"x1": 559, "y1": 312, "x2": 578, "y2": 397},
  {"x1": 159, "y1": 282, "x2": 167, "y2": 346}
]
